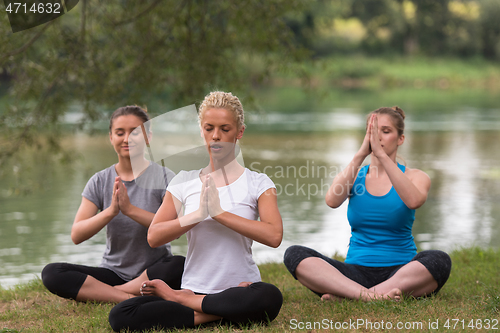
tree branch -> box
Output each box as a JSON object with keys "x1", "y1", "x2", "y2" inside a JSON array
[
  {"x1": 112, "y1": 0, "x2": 163, "y2": 26},
  {"x1": 80, "y1": 0, "x2": 87, "y2": 44},
  {"x1": 0, "y1": 60, "x2": 70, "y2": 165},
  {"x1": 0, "y1": 20, "x2": 55, "y2": 64}
]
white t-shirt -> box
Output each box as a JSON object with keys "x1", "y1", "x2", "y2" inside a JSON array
[{"x1": 167, "y1": 168, "x2": 276, "y2": 294}]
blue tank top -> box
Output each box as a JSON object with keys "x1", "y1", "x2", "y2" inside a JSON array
[{"x1": 345, "y1": 163, "x2": 417, "y2": 267}]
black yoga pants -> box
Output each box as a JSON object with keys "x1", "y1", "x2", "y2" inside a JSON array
[
  {"x1": 108, "y1": 282, "x2": 283, "y2": 332},
  {"x1": 41, "y1": 255, "x2": 185, "y2": 300},
  {"x1": 284, "y1": 245, "x2": 452, "y2": 295}
]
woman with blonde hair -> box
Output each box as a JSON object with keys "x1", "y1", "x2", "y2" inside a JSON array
[{"x1": 109, "y1": 92, "x2": 284, "y2": 331}]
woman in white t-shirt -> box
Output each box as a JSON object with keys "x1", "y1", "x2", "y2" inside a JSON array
[{"x1": 109, "y1": 92, "x2": 284, "y2": 331}]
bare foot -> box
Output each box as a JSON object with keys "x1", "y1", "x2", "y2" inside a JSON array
[
  {"x1": 383, "y1": 288, "x2": 402, "y2": 301},
  {"x1": 321, "y1": 293, "x2": 345, "y2": 302},
  {"x1": 140, "y1": 279, "x2": 180, "y2": 301},
  {"x1": 361, "y1": 288, "x2": 402, "y2": 302}
]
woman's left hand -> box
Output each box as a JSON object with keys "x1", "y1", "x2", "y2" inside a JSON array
[
  {"x1": 205, "y1": 174, "x2": 225, "y2": 218},
  {"x1": 115, "y1": 177, "x2": 132, "y2": 215},
  {"x1": 369, "y1": 114, "x2": 386, "y2": 158}
]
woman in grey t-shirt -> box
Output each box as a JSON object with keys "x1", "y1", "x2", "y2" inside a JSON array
[{"x1": 41, "y1": 105, "x2": 184, "y2": 302}]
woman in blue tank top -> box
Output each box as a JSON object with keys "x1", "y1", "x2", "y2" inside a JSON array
[{"x1": 284, "y1": 106, "x2": 452, "y2": 301}]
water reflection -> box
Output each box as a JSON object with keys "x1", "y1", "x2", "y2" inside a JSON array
[{"x1": 0, "y1": 109, "x2": 499, "y2": 289}]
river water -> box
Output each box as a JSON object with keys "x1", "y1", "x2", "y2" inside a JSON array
[{"x1": 1, "y1": 89, "x2": 499, "y2": 289}]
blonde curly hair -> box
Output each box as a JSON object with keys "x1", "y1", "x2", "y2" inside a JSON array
[{"x1": 198, "y1": 91, "x2": 245, "y2": 130}]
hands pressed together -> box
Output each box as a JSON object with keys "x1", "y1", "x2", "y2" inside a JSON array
[
  {"x1": 109, "y1": 176, "x2": 132, "y2": 216},
  {"x1": 198, "y1": 174, "x2": 225, "y2": 220},
  {"x1": 358, "y1": 114, "x2": 386, "y2": 159}
]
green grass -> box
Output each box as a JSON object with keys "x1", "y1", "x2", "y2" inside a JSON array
[
  {"x1": 251, "y1": 55, "x2": 500, "y2": 115},
  {"x1": 1, "y1": 247, "x2": 499, "y2": 332},
  {"x1": 299, "y1": 55, "x2": 500, "y2": 87}
]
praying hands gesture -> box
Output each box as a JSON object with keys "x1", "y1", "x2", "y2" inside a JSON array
[
  {"x1": 357, "y1": 114, "x2": 386, "y2": 159},
  {"x1": 200, "y1": 174, "x2": 225, "y2": 218},
  {"x1": 109, "y1": 176, "x2": 131, "y2": 216}
]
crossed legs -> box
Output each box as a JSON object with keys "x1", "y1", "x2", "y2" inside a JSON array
[
  {"x1": 42, "y1": 256, "x2": 185, "y2": 303},
  {"x1": 285, "y1": 245, "x2": 451, "y2": 302},
  {"x1": 294, "y1": 257, "x2": 403, "y2": 301},
  {"x1": 108, "y1": 280, "x2": 283, "y2": 332}
]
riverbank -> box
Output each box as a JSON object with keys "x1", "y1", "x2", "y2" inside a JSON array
[
  {"x1": 247, "y1": 55, "x2": 500, "y2": 115},
  {"x1": 1, "y1": 247, "x2": 498, "y2": 332},
  {"x1": 275, "y1": 55, "x2": 500, "y2": 90}
]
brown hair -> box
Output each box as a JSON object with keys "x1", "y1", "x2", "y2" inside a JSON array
[
  {"x1": 198, "y1": 91, "x2": 245, "y2": 130},
  {"x1": 367, "y1": 106, "x2": 405, "y2": 136},
  {"x1": 109, "y1": 105, "x2": 150, "y2": 132}
]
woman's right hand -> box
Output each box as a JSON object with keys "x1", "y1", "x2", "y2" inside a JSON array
[
  {"x1": 356, "y1": 114, "x2": 373, "y2": 158},
  {"x1": 205, "y1": 174, "x2": 224, "y2": 218},
  {"x1": 108, "y1": 177, "x2": 121, "y2": 217},
  {"x1": 326, "y1": 115, "x2": 374, "y2": 208},
  {"x1": 197, "y1": 175, "x2": 210, "y2": 221}
]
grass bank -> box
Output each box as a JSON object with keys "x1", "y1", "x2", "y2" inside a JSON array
[
  {"x1": 276, "y1": 55, "x2": 500, "y2": 90},
  {"x1": 1, "y1": 247, "x2": 499, "y2": 332},
  {"x1": 251, "y1": 55, "x2": 500, "y2": 115}
]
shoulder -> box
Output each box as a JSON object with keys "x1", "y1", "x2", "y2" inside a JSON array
[
  {"x1": 244, "y1": 169, "x2": 275, "y2": 197},
  {"x1": 82, "y1": 165, "x2": 115, "y2": 202},
  {"x1": 148, "y1": 162, "x2": 176, "y2": 183},
  {"x1": 169, "y1": 169, "x2": 201, "y2": 187},
  {"x1": 405, "y1": 167, "x2": 431, "y2": 185},
  {"x1": 88, "y1": 165, "x2": 115, "y2": 183},
  {"x1": 358, "y1": 165, "x2": 369, "y2": 176},
  {"x1": 244, "y1": 168, "x2": 274, "y2": 184},
  {"x1": 167, "y1": 169, "x2": 202, "y2": 200},
  {"x1": 353, "y1": 164, "x2": 369, "y2": 182}
]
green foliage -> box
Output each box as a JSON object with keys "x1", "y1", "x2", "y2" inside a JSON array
[
  {"x1": 3, "y1": 0, "x2": 500, "y2": 192},
  {"x1": 284, "y1": 0, "x2": 500, "y2": 60},
  {"x1": 0, "y1": 0, "x2": 307, "y2": 166},
  {"x1": 479, "y1": 0, "x2": 500, "y2": 59}
]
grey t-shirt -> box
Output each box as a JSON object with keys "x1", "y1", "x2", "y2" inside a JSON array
[{"x1": 82, "y1": 162, "x2": 175, "y2": 281}]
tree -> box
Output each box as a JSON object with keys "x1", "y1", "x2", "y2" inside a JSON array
[
  {"x1": 413, "y1": 0, "x2": 451, "y2": 55},
  {"x1": 0, "y1": 0, "x2": 306, "y2": 178},
  {"x1": 479, "y1": 0, "x2": 500, "y2": 59}
]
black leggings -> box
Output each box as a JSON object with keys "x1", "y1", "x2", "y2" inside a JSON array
[
  {"x1": 41, "y1": 255, "x2": 185, "y2": 300},
  {"x1": 108, "y1": 282, "x2": 283, "y2": 332},
  {"x1": 284, "y1": 245, "x2": 452, "y2": 295}
]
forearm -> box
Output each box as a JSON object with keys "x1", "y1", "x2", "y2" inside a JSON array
[
  {"x1": 147, "y1": 211, "x2": 200, "y2": 248},
  {"x1": 71, "y1": 208, "x2": 115, "y2": 244},
  {"x1": 213, "y1": 212, "x2": 283, "y2": 248},
  {"x1": 122, "y1": 205, "x2": 155, "y2": 228},
  {"x1": 378, "y1": 155, "x2": 427, "y2": 209},
  {"x1": 325, "y1": 153, "x2": 365, "y2": 208}
]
